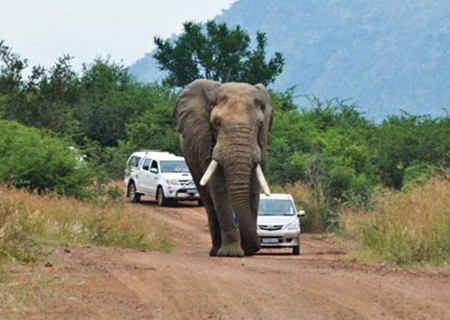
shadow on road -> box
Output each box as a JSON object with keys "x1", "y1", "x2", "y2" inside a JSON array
[
  {"x1": 133, "y1": 199, "x2": 201, "y2": 208},
  {"x1": 257, "y1": 251, "x2": 296, "y2": 256}
]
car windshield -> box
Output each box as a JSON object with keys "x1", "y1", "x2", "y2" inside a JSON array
[
  {"x1": 258, "y1": 199, "x2": 296, "y2": 216},
  {"x1": 160, "y1": 160, "x2": 190, "y2": 173}
]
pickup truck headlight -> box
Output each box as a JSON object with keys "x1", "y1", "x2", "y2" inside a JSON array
[
  {"x1": 167, "y1": 179, "x2": 180, "y2": 186},
  {"x1": 286, "y1": 220, "x2": 300, "y2": 231}
]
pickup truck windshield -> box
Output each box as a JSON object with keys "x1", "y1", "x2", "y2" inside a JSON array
[
  {"x1": 160, "y1": 161, "x2": 190, "y2": 173},
  {"x1": 258, "y1": 199, "x2": 296, "y2": 216}
]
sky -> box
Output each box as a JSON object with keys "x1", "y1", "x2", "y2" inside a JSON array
[{"x1": 0, "y1": 0, "x2": 237, "y2": 70}]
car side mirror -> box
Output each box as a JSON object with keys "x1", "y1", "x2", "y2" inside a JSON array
[
  {"x1": 143, "y1": 165, "x2": 149, "y2": 171},
  {"x1": 150, "y1": 168, "x2": 158, "y2": 174},
  {"x1": 297, "y1": 210, "x2": 306, "y2": 218}
]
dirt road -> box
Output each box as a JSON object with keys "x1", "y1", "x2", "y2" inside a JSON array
[{"x1": 21, "y1": 200, "x2": 450, "y2": 320}]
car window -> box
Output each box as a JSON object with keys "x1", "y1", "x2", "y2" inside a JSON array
[
  {"x1": 258, "y1": 199, "x2": 296, "y2": 216},
  {"x1": 142, "y1": 158, "x2": 151, "y2": 170},
  {"x1": 150, "y1": 160, "x2": 159, "y2": 173},
  {"x1": 160, "y1": 160, "x2": 190, "y2": 173},
  {"x1": 129, "y1": 156, "x2": 142, "y2": 168}
]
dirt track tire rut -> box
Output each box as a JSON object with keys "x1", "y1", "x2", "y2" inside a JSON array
[{"x1": 20, "y1": 200, "x2": 450, "y2": 320}]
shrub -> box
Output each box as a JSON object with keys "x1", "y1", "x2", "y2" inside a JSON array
[{"x1": 0, "y1": 120, "x2": 93, "y2": 198}]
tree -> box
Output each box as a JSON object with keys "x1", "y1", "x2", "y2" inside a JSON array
[{"x1": 153, "y1": 21, "x2": 284, "y2": 87}]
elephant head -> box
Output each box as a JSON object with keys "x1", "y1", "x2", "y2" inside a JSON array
[{"x1": 175, "y1": 80, "x2": 273, "y2": 257}]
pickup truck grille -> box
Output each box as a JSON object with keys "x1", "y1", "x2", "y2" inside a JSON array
[{"x1": 179, "y1": 180, "x2": 195, "y2": 188}]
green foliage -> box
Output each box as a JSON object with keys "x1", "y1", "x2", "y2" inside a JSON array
[
  {"x1": 125, "y1": 103, "x2": 180, "y2": 153},
  {"x1": 0, "y1": 120, "x2": 93, "y2": 198},
  {"x1": 374, "y1": 113, "x2": 450, "y2": 189},
  {"x1": 0, "y1": 41, "x2": 79, "y2": 134},
  {"x1": 2, "y1": 38, "x2": 450, "y2": 236},
  {"x1": 154, "y1": 21, "x2": 284, "y2": 87},
  {"x1": 402, "y1": 161, "x2": 438, "y2": 190},
  {"x1": 268, "y1": 94, "x2": 379, "y2": 209}
]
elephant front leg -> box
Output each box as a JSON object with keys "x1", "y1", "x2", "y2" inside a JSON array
[
  {"x1": 209, "y1": 174, "x2": 244, "y2": 258},
  {"x1": 217, "y1": 223, "x2": 244, "y2": 257},
  {"x1": 197, "y1": 186, "x2": 222, "y2": 256}
]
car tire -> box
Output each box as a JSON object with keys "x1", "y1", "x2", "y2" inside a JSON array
[
  {"x1": 128, "y1": 182, "x2": 141, "y2": 203},
  {"x1": 157, "y1": 187, "x2": 169, "y2": 207},
  {"x1": 293, "y1": 237, "x2": 300, "y2": 255}
]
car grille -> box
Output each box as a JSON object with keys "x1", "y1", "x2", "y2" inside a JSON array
[
  {"x1": 258, "y1": 225, "x2": 284, "y2": 231},
  {"x1": 179, "y1": 180, "x2": 195, "y2": 188}
]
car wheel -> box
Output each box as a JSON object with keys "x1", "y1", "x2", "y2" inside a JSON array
[
  {"x1": 128, "y1": 182, "x2": 141, "y2": 203},
  {"x1": 157, "y1": 187, "x2": 168, "y2": 207},
  {"x1": 293, "y1": 237, "x2": 300, "y2": 255}
]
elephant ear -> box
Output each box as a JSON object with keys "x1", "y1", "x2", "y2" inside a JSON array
[
  {"x1": 175, "y1": 79, "x2": 221, "y2": 170},
  {"x1": 254, "y1": 83, "x2": 273, "y2": 168}
]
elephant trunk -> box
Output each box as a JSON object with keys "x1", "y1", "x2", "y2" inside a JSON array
[
  {"x1": 225, "y1": 161, "x2": 260, "y2": 255},
  {"x1": 222, "y1": 126, "x2": 261, "y2": 255}
]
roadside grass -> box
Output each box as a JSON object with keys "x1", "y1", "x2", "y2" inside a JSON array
[
  {"x1": 0, "y1": 184, "x2": 173, "y2": 282},
  {"x1": 278, "y1": 182, "x2": 333, "y2": 232},
  {"x1": 0, "y1": 265, "x2": 64, "y2": 319},
  {"x1": 341, "y1": 175, "x2": 450, "y2": 267}
]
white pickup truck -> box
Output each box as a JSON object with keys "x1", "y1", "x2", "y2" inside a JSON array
[{"x1": 124, "y1": 150, "x2": 201, "y2": 206}]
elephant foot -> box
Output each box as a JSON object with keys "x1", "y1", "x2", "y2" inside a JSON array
[
  {"x1": 242, "y1": 243, "x2": 261, "y2": 256},
  {"x1": 243, "y1": 248, "x2": 258, "y2": 256},
  {"x1": 209, "y1": 246, "x2": 220, "y2": 257},
  {"x1": 217, "y1": 243, "x2": 244, "y2": 258}
]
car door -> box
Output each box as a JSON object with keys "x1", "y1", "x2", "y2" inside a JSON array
[
  {"x1": 148, "y1": 160, "x2": 160, "y2": 195},
  {"x1": 138, "y1": 158, "x2": 152, "y2": 193}
]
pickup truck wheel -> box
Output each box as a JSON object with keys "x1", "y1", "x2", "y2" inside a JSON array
[
  {"x1": 157, "y1": 187, "x2": 168, "y2": 207},
  {"x1": 128, "y1": 182, "x2": 141, "y2": 203}
]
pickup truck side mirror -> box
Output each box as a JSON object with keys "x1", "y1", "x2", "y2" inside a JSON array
[
  {"x1": 143, "y1": 165, "x2": 149, "y2": 171},
  {"x1": 297, "y1": 210, "x2": 306, "y2": 218}
]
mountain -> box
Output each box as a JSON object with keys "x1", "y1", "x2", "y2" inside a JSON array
[{"x1": 129, "y1": 0, "x2": 450, "y2": 120}]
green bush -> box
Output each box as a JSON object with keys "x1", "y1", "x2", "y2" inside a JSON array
[{"x1": 0, "y1": 120, "x2": 93, "y2": 198}]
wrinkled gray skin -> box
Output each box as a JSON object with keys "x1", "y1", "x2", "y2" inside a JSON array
[{"x1": 175, "y1": 80, "x2": 273, "y2": 257}]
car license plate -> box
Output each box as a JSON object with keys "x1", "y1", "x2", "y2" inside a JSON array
[
  {"x1": 262, "y1": 238, "x2": 279, "y2": 244},
  {"x1": 186, "y1": 188, "x2": 197, "y2": 194}
]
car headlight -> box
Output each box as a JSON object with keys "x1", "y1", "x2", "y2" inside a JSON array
[
  {"x1": 167, "y1": 179, "x2": 180, "y2": 186},
  {"x1": 286, "y1": 220, "x2": 300, "y2": 231}
]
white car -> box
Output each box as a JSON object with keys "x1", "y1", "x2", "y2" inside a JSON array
[
  {"x1": 124, "y1": 150, "x2": 201, "y2": 206},
  {"x1": 257, "y1": 194, "x2": 305, "y2": 255}
]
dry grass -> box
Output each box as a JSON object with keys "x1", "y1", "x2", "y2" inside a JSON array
[
  {"x1": 341, "y1": 175, "x2": 450, "y2": 266},
  {"x1": 0, "y1": 185, "x2": 172, "y2": 280},
  {"x1": 282, "y1": 182, "x2": 333, "y2": 232}
]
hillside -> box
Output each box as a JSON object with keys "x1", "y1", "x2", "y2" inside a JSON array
[{"x1": 129, "y1": 0, "x2": 450, "y2": 120}]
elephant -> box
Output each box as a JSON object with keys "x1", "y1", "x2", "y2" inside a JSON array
[{"x1": 174, "y1": 79, "x2": 273, "y2": 257}]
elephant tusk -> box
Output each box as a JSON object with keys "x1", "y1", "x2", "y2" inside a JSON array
[
  {"x1": 200, "y1": 160, "x2": 218, "y2": 186},
  {"x1": 255, "y1": 165, "x2": 271, "y2": 196}
]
